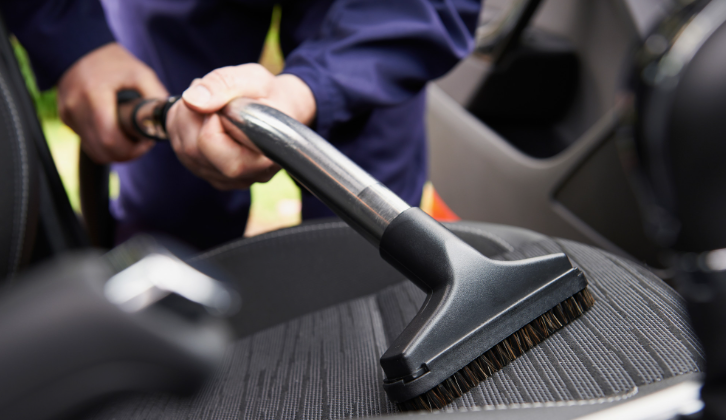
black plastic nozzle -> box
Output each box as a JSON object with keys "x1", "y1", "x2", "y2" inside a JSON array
[
  {"x1": 378, "y1": 208, "x2": 588, "y2": 403},
  {"x1": 216, "y1": 101, "x2": 591, "y2": 407}
]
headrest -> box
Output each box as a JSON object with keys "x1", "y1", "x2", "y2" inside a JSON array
[{"x1": 621, "y1": 0, "x2": 726, "y2": 253}]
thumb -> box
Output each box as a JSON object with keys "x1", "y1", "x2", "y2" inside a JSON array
[{"x1": 181, "y1": 64, "x2": 274, "y2": 114}]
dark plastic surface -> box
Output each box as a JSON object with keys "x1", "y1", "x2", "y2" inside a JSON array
[
  {"x1": 116, "y1": 89, "x2": 142, "y2": 104},
  {"x1": 378, "y1": 208, "x2": 587, "y2": 402},
  {"x1": 468, "y1": 28, "x2": 579, "y2": 158},
  {"x1": 621, "y1": 3, "x2": 726, "y2": 417},
  {"x1": 0, "y1": 13, "x2": 87, "y2": 272},
  {"x1": 0, "y1": 252, "x2": 230, "y2": 420},
  {"x1": 678, "y1": 269, "x2": 726, "y2": 420},
  {"x1": 667, "y1": 20, "x2": 726, "y2": 252},
  {"x1": 79, "y1": 150, "x2": 114, "y2": 248},
  {"x1": 555, "y1": 135, "x2": 662, "y2": 267},
  {"x1": 117, "y1": 90, "x2": 176, "y2": 142},
  {"x1": 622, "y1": 3, "x2": 726, "y2": 417},
  {"x1": 81, "y1": 90, "x2": 176, "y2": 249},
  {"x1": 482, "y1": 0, "x2": 543, "y2": 61},
  {"x1": 195, "y1": 219, "x2": 529, "y2": 338},
  {"x1": 623, "y1": 0, "x2": 726, "y2": 252}
]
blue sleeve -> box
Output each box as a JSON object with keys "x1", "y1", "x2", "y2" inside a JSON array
[
  {"x1": 1, "y1": 0, "x2": 115, "y2": 89},
  {"x1": 282, "y1": 0, "x2": 480, "y2": 139}
]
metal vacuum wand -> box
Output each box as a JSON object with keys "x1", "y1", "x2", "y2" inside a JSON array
[
  {"x1": 220, "y1": 99, "x2": 410, "y2": 246},
  {"x1": 118, "y1": 93, "x2": 409, "y2": 246}
]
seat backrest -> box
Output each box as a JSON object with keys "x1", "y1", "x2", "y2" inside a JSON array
[
  {"x1": 0, "y1": 16, "x2": 89, "y2": 281},
  {"x1": 0, "y1": 27, "x2": 38, "y2": 280}
]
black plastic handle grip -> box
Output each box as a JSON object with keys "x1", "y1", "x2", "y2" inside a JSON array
[{"x1": 117, "y1": 89, "x2": 177, "y2": 141}]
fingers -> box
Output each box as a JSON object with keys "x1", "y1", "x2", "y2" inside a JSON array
[
  {"x1": 62, "y1": 82, "x2": 154, "y2": 164},
  {"x1": 93, "y1": 88, "x2": 156, "y2": 161},
  {"x1": 181, "y1": 64, "x2": 275, "y2": 113},
  {"x1": 57, "y1": 42, "x2": 162, "y2": 164},
  {"x1": 167, "y1": 100, "x2": 214, "y2": 172},
  {"x1": 198, "y1": 114, "x2": 278, "y2": 183},
  {"x1": 169, "y1": 63, "x2": 317, "y2": 190},
  {"x1": 167, "y1": 101, "x2": 279, "y2": 190}
]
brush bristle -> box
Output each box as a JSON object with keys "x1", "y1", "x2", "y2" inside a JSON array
[{"x1": 398, "y1": 287, "x2": 595, "y2": 412}]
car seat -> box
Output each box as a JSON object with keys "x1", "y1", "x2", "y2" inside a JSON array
[
  {"x1": 81, "y1": 221, "x2": 702, "y2": 419},
  {"x1": 0, "y1": 4, "x2": 706, "y2": 420}
]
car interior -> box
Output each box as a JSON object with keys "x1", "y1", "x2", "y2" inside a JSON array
[
  {"x1": 0, "y1": 0, "x2": 722, "y2": 419},
  {"x1": 430, "y1": 0, "x2": 676, "y2": 269}
]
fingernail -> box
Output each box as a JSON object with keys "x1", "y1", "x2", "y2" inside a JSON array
[{"x1": 183, "y1": 85, "x2": 211, "y2": 106}]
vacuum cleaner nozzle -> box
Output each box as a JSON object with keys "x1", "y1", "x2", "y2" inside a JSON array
[
  {"x1": 217, "y1": 101, "x2": 593, "y2": 411},
  {"x1": 118, "y1": 96, "x2": 594, "y2": 411},
  {"x1": 379, "y1": 208, "x2": 593, "y2": 410}
]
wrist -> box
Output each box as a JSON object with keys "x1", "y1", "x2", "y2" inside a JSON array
[{"x1": 274, "y1": 74, "x2": 317, "y2": 126}]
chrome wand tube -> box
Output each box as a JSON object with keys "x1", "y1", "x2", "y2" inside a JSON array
[
  {"x1": 220, "y1": 99, "x2": 410, "y2": 246},
  {"x1": 117, "y1": 92, "x2": 410, "y2": 246}
]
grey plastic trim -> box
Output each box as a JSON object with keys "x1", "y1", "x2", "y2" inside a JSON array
[
  {"x1": 427, "y1": 0, "x2": 646, "y2": 260},
  {"x1": 427, "y1": 83, "x2": 630, "y2": 257}
]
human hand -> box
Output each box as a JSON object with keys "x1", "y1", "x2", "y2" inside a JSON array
[
  {"x1": 58, "y1": 43, "x2": 168, "y2": 164},
  {"x1": 166, "y1": 63, "x2": 316, "y2": 190}
]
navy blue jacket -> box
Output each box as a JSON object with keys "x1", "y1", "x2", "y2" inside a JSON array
[
  {"x1": 105, "y1": 0, "x2": 480, "y2": 249},
  {"x1": 2, "y1": 0, "x2": 114, "y2": 89},
  {"x1": 4, "y1": 0, "x2": 480, "y2": 249}
]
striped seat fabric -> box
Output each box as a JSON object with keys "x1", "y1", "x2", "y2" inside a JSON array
[{"x1": 85, "y1": 222, "x2": 702, "y2": 420}]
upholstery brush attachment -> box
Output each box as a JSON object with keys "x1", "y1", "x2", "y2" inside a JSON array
[
  {"x1": 218, "y1": 101, "x2": 595, "y2": 413},
  {"x1": 378, "y1": 208, "x2": 594, "y2": 411}
]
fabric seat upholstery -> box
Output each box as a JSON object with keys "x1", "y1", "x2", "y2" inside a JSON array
[{"x1": 85, "y1": 221, "x2": 702, "y2": 419}]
